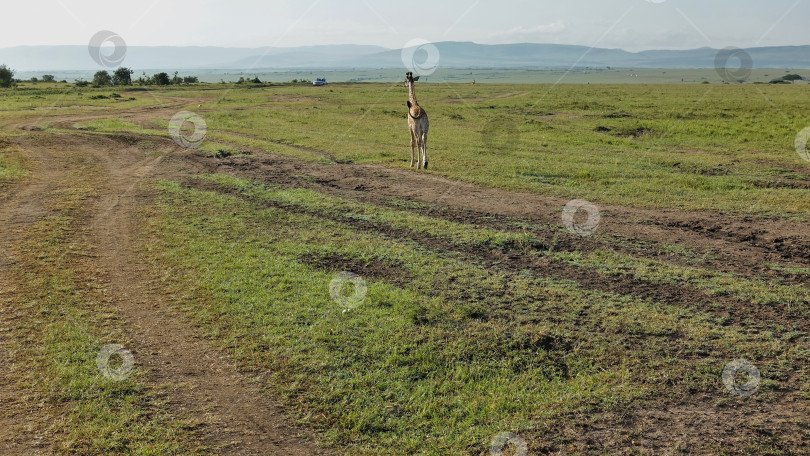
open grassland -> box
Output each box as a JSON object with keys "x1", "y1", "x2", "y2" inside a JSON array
[
  {"x1": 5, "y1": 82, "x2": 810, "y2": 216},
  {"x1": 1, "y1": 82, "x2": 810, "y2": 454},
  {"x1": 8, "y1": 81, "x2": 810, "y2": 217}
]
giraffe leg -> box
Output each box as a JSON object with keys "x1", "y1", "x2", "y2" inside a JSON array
[
  {"x1": 410, "y1": 131, "x2": 416, "y2": 168},
  {"x1": 417, "y1": 138, "x2": 423, "y2": 169},
  {"x1": 421, "y1": 134, "x2": 428, "y2": 170}
]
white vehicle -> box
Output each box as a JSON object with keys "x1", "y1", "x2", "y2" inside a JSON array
[{"x1": 313, "y1": 78, "x2": 328, "y2": 86}]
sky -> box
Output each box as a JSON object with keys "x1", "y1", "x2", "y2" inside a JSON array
[{"x1": 3, "y1": 0, "x2": 808, "y2": 51}]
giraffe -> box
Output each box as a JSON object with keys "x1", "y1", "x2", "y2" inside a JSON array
[{"x1": 404, "y1": 72, "x2": 429, "y2": 169}]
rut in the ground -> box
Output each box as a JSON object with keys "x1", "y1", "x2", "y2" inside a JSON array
[{"x1": 0, "y1": 133, "x2": 329, "y2": 455}]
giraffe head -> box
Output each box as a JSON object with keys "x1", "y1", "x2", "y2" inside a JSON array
[{"x1": 404, "y1": 72, "x2": 420, "y2": 87}]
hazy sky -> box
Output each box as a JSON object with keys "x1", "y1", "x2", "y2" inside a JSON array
[{"x1": 4, "y1": 0, "x2": 808, "y2": 51}]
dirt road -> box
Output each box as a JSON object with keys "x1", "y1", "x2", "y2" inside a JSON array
[{"x1": 0, "y1": 128, "x2": 329, "y2": 455}]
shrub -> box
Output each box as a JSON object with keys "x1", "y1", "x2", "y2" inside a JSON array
[
  {"x1": 0, "y1": 64, "x2": 15, "y2": 88},
  {"x1": 112, "y1": 67, "x2": 134, "y2": 85},
  {"x1": 151, "y1": 72, "x2": 171, "y2": 85},
  {"x1": 92, "y1": 70, "x2": 112, "y2": 87}
]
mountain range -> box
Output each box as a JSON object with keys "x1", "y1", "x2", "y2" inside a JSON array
[{"x1": 2, "y1": 42, "x2": 809, "y2": 71}]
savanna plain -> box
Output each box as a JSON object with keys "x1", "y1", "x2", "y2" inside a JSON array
[{"x1": 1, "y1": 80, "x2": 809, "y2": 455}]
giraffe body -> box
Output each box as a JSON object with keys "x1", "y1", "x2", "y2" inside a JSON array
[{"x1": 405, "y1": 72, "x2": 429, "y2": 169}]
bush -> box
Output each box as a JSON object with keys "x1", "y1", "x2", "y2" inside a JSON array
[
  {"x1": 75, "y1": 80, "x2": 90, "y2": 87},
  {"x1": 112, "y1": 67, "x2": 134, "y2": 86},
  {"x1": 42, "y1": 74, "x2": 55, "y2": 82},
  {"x1": 151, "y1": 72, "x2": 171, "y2": 85},
  {"x1": 93, "y1": 70, "x2": 112, "y2": 87},
  {"x1": 183, "y1": 76, "x2": 199, "y2": 83},
  {"x1": 0, "y1": 64, "x2": 15, "y2": 88}
]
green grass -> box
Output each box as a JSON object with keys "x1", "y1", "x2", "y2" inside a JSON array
[
  {"x1": 147, "y1": 177, "x2": 809, "y2": 454},
  {"x1": 0, "y1": 143, "x2": 28, "y2": 182},
  {"x1": 199, "y1": 173, "x2": 540, "y2": 250},
  {"x1": 4, "y1": 82, "x2": 810, "y2": 453},
  {"x1": 555, "y1": 249, "x2": 810, "y2": 309},
  {"x1": 21, "y1": 82, "x2": 806, "y2": 219},
  {"x1": 198, "y1": 174, "x2": 810, "y2": 311}
]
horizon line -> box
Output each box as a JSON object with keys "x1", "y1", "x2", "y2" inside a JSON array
[{"x1": 3, "y1": 41, "x2": 810, "y2": 53}]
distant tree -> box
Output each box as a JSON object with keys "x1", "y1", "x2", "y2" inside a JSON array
[
  {"x1": 783, "y1": 74, "x2": 804, "y2": 83},
  {"x1": 251, "y1": 75, "x2": 261, "y2": 84},
  {"x1": 112, "y1": 67, "x2": 134, "y2": 85},
  {"x1": 29, "y1": 77, "x2": 38, "y2": 83},
  {"x1": 171, "y1": 71, "x2": 182, "y2": 85},
  {"x1": 183, "y1": 76, "x2": 199, "y2": 83},
  {"x1": 0, "y1": 65, "x2": 15, "y2": 88},
  {"x1": 41, "y1": 74, "x2": 55, "y2": 82},
  {"x1": 770, "y1": 77, "x2": 790, "y2": 84},
  {"x1": 93, "y1": 70, "x2": 112, "y2": 86},
  {"x1": 75, "y1": 79, "x2": 90, "y2": 87},
  {"x1": 151, "y1": 72, "x2": 171, "y2": 85},
  {"x1": 236, "y1": 76, "x2": 246, "y2": 84}
]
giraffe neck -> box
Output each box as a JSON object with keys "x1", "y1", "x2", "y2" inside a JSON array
[{"x1": 408, "y1": 82, "x2": 418, "y2": 106}]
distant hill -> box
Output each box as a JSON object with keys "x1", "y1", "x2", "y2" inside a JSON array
[{"x1": 2, "y1": 42, "x2": 809, "y2": 71}]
